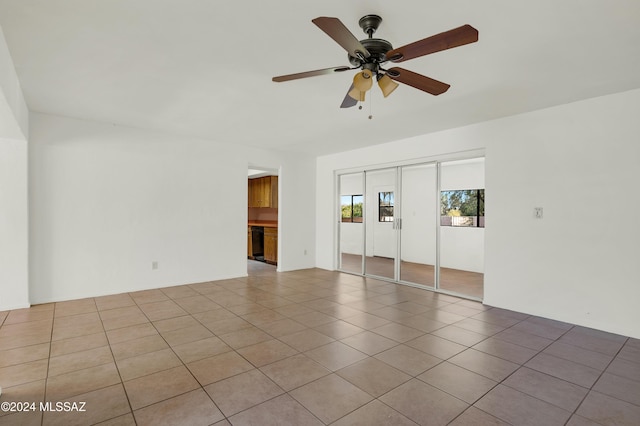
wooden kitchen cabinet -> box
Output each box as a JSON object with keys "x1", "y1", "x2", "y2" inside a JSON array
[
  {"x1": 248, "y1": 178, "x2": 261, "y2": 207},
  {"x1": 247, "y1": 226, "x2": 253, "y2": 258},
  {"x1": 264, "y1": 227, "x2": 278, "y2": 265},
  {"x1": 248, "y1": 176, "x2": 278, "y2": 208}
]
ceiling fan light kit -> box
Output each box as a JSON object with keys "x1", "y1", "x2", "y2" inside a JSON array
[
  {"x1": 353, "y1": 69, "x2": 373, "y2": 92},
  {"x1": 348, "y1": 86, "x2": 366, "y2": 102},
  {"x1": 377, "y1": 74, "x2": 399, "y2": 98},
  {"x1": 273, "y1": 14, "x2": 478, "y2": 109}
]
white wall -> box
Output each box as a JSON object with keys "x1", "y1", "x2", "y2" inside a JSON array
[
  {"x1": 0, "y1": 137, "x2": 29, "y2": 310},
  {"x1": 317, "y1": 89, "x2": 640, "y2": 339},
  {"x1": 29, "y1": 113, "x2": 315, "y2": 304},
  {"x1": 0, "y1": 25, "x2": 29, "y2": 311},
  {"x1": 483, "y1": 90, "x2": 640, "y2": 339},
  {"x1": 275, "y1": 150, "x2": 317, "y2": 271},
  {"x1": 0, "y1": 27, "x2": 28, "y2": 140}
]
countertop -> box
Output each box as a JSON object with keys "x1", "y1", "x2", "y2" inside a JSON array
[{"x1": 248, "y1": 221, "x2": 278, "y2": 228}]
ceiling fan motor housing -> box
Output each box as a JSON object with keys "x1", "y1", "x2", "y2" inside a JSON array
[
  {"x1": 348, "y1": 15, "x2": 393, "y2": 70},
  {"x1": 358, "y1": 15, "x2": 382, "y2": 36},
  {"x1": 348, "y1": 38, "x2": 393, "y2": 67}
]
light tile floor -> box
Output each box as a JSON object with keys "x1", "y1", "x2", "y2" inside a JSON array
[{"x1": 0, "y1": 261, "x2": 638, "y2": 425}]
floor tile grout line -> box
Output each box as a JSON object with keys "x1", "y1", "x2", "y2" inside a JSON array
[
  {"x1": 39, "y1": 300, "x2": 100, "y2": 422},
  {"x1": 466, "y1": 321, "x2": 637, "y2": 425},
  {"x1": 125, "y1": 290, "x2": 232, "y2": 422},
  {"x1": 175, "y1": 280, "x2": 350, "y2": 424},
  {"x1": 471, "y1": 315, "x2": 561, "y2": 360},
  {"x1": 567, "y1": 336, "x2": 631, "y2": 425},
  {"x1": 99, "y1": 296, "x2": 138, "y2": 425},
  {"x1": 38, "y1": 300, "x2": 57, "y2": 426},
  {"x1": 443, "y1": 382, "x2": 503, "y2": 425},
  {"x1": 436, "y1": 314, "x2": 578, "y2": 425},
  {"x1": 122, "y1": 283, "x2": 368, "y2": 422},
  {"x1": 260, "y1": 285, "x2": 511, "y2": 424},
  {"x1": 223, "y1": 387, "x2": 324, "y2": 424},
  {"x1": 50, "y1": 297, "x2": 137, "y2": 425},
  {"x1": 402, "y1": 322, "x2": 512, "y2": 419}
]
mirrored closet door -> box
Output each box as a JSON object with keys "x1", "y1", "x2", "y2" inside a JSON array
[{"x1": 337, "y1": 157, "x2": 485, "y2": 300}]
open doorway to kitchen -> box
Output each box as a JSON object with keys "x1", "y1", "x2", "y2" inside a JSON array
[{"x1": 247, "y1": 167, "x2": 279, "y2": 272}]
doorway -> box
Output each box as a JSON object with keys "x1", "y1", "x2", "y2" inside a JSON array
[
  {"x1": 248, "y1": 167, "x2": 279, "y2": 269},
  {"x1": 337, "y1": 158, "x2": 484, "y2": 300}
]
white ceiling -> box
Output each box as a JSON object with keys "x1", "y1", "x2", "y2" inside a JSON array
[{"x1": 1, "y1": 1, "x2": 639, "y2": 156}]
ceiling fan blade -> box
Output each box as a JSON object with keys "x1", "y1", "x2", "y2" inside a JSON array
[
  {"x1": 388, "y1": 67, "x2": 450, "y2": 95},
  {"x1": 312, "y1": 17, "x2": 371, "y2": 59},
  {"x1": 387, "y1": 24, "x2": 478, "y2": 63},
  {"x1": 272, "y1": 66, "x2": 351, "y2": 82},
  {"x1": 340, "y1": 84, "x2": 358, "y2": 108}
]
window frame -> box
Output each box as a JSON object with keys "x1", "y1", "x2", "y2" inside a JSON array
[{"x1": 378, "y1": 191, "x2": 394, "y2": 222}]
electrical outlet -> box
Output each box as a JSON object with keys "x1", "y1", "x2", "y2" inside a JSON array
[
  {"x1": 534, "y1": 207, "x2": 543, "y2": 219},
  {"x1": 152, "y1": 261, "x2": 158, "y2": 270}
]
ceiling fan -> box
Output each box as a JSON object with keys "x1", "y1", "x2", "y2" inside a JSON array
[{"x1": 272, "y1": 15, "x2": 478, "y2": 108}]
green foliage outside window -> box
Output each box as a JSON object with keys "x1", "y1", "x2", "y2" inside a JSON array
[
  {"x1": 341, "y1": 195, "x2": 363, "y2": 222},
  {"x1": 441, "y1": 189, "x2": 485, "y2": 227}
]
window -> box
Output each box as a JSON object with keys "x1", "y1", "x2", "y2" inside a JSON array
[
  {"x1": 379, "y1": 192, "x2": 394, "y2": 222},
  {"x1": 441, "y1": 189, "x2": 485, "y2": 227},
  {"x1": 341, "y1": 195, "x2": 363, "y2": 222}
]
